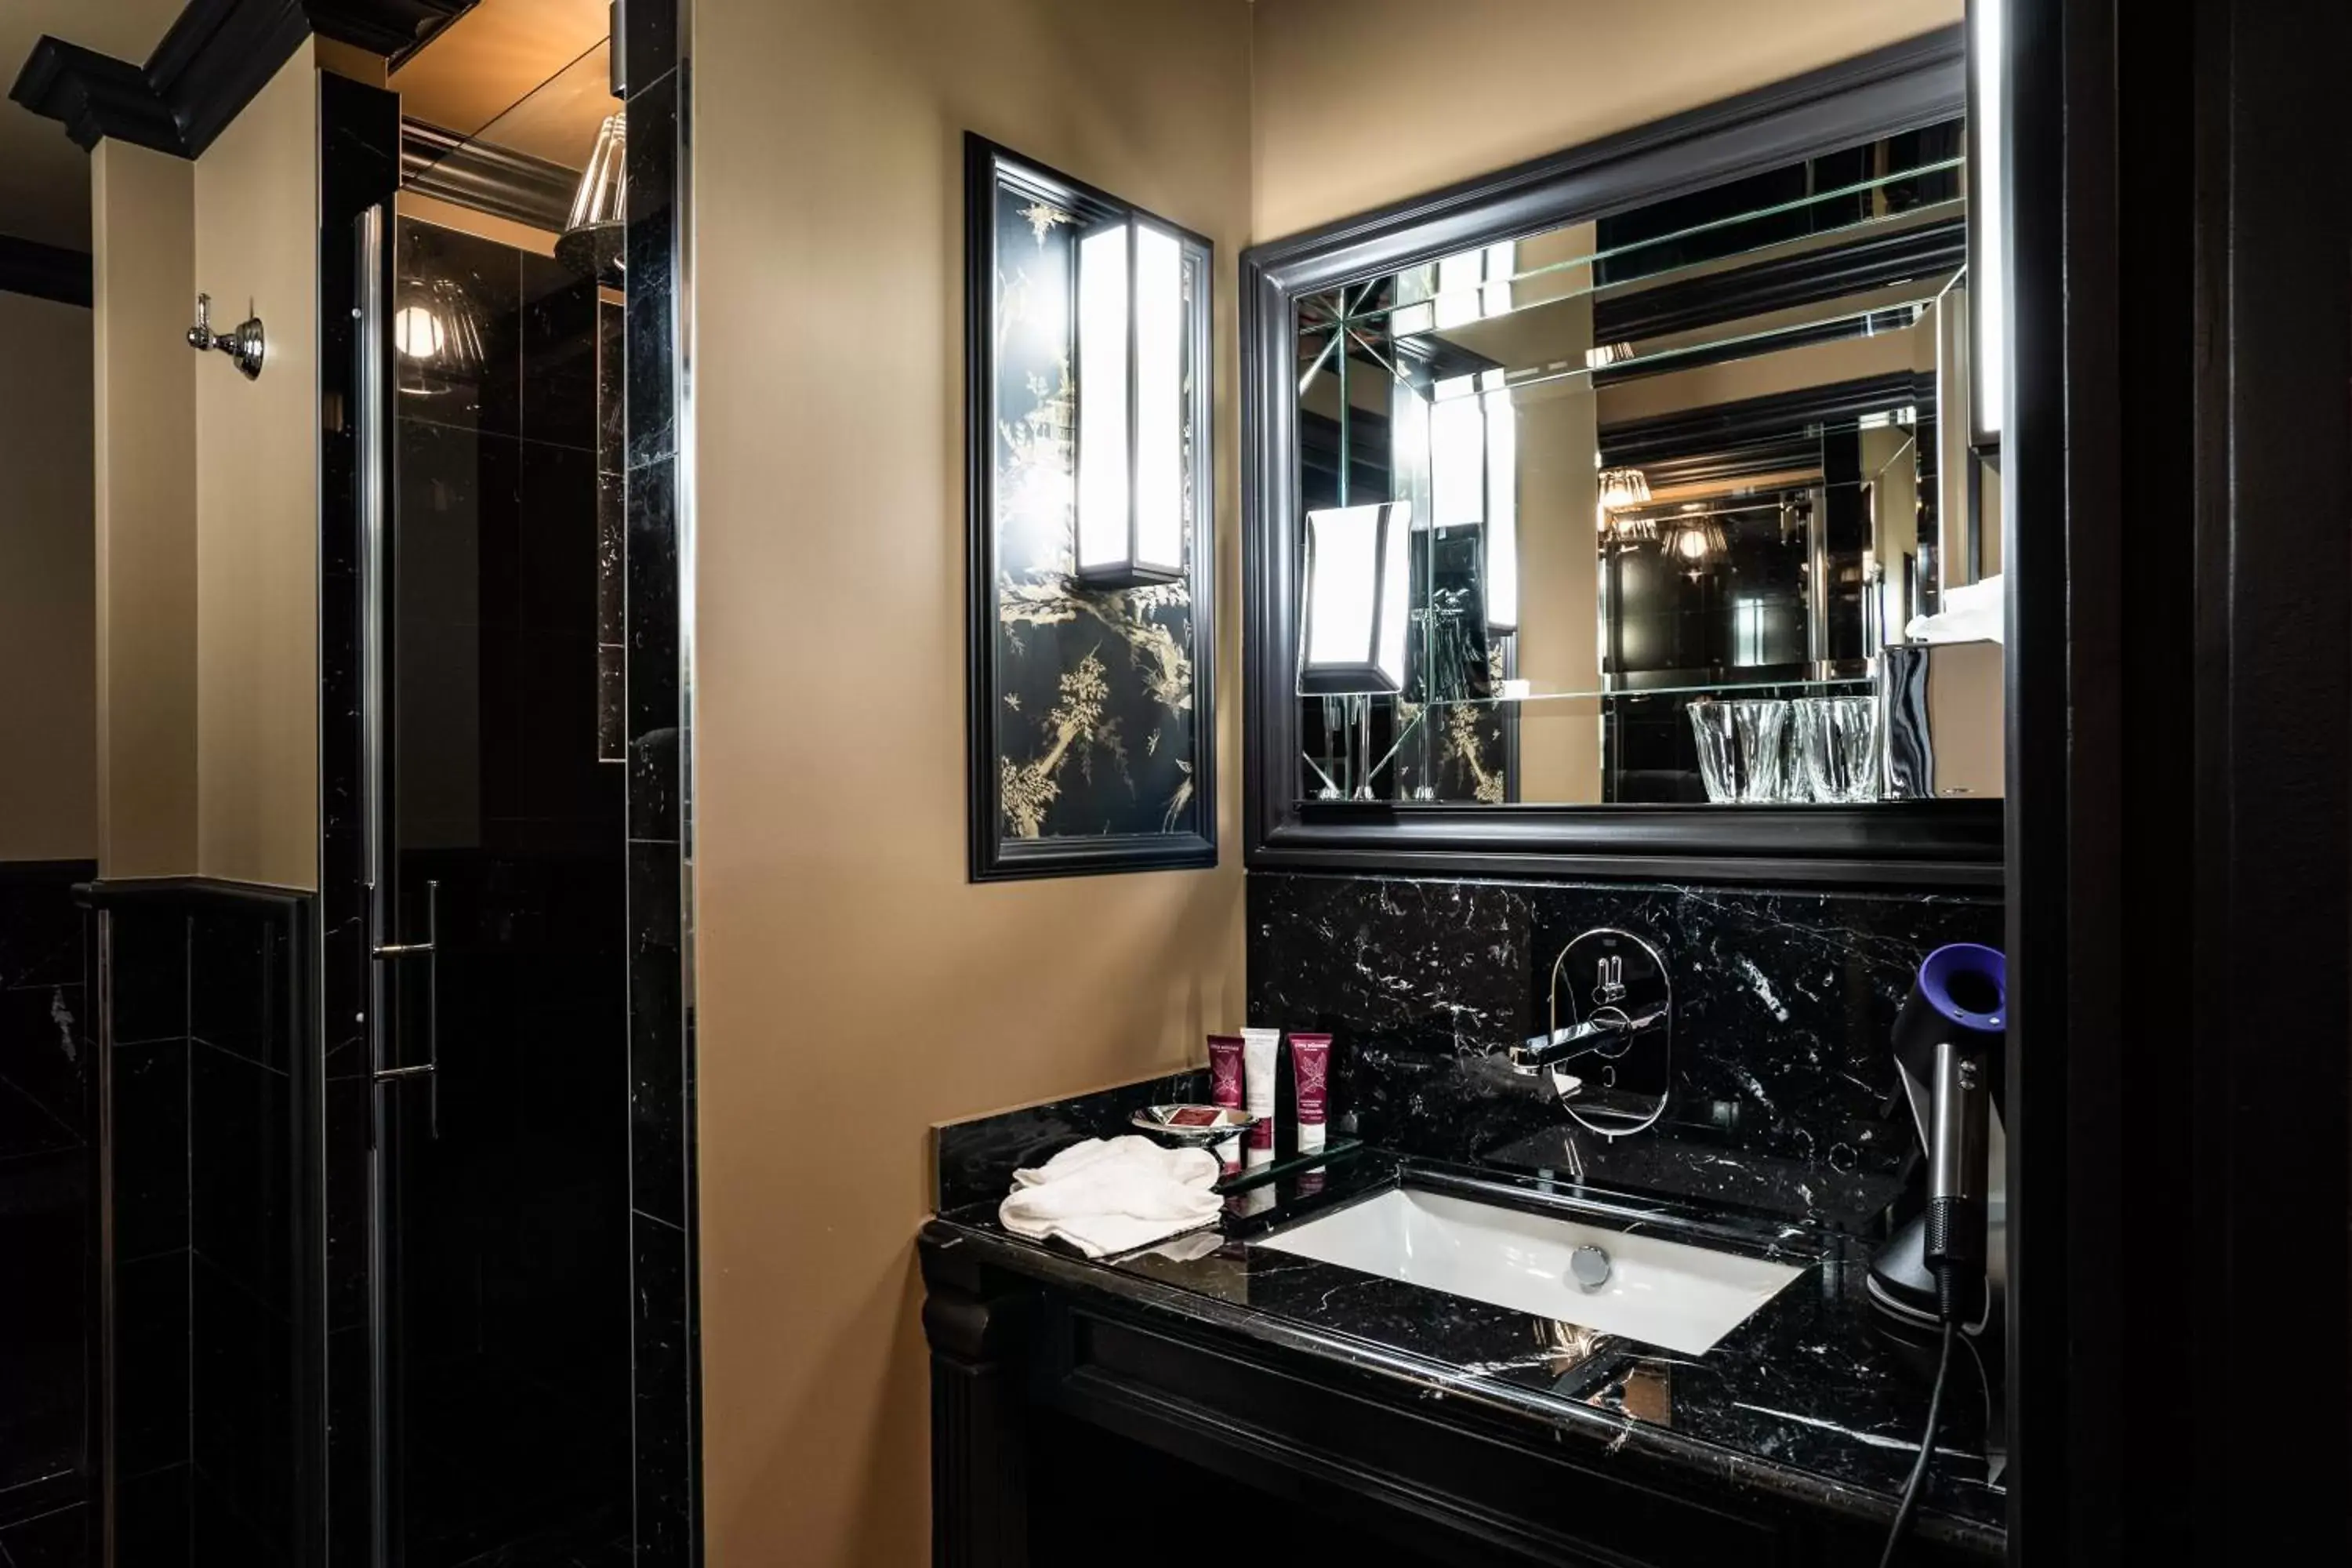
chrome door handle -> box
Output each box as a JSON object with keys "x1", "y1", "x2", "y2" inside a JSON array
[{"x1": 371, "y1": 878, "x2": 440, "y2": 1138}]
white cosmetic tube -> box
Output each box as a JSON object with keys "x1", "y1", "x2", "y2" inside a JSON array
[{"x1": 1241, "y1": 1027, "x2": 1280, "y2": 1152}]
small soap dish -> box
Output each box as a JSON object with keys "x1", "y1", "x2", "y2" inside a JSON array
[{"x1": 1130, "y1": 1105, "x2": 1259, "y2": 1149}]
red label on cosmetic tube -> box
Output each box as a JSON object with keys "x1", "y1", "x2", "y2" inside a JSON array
[
  {"x1": 1207, "y1": 1035, "x2": 1244, "y2": 1108},
  {"x1": 1290, "y1": 1033, "x2": 1331, "y2": 1122}
]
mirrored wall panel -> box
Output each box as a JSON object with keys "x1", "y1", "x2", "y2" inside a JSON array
[{"x1": 1292, "y1": 118, "x2": 2002, "y2": 808}]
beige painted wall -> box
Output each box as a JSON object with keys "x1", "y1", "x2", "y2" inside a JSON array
[
  {"x1": 193, "y1": 42, "x2": 320, "y2": 890},
  {"x1": 0, "y1": 292, "x2": 96, "y2": 862},
  {"x1": 691, "y1": 0, "x2": 1252, "y2": 1560},
  {"x1": 1509, "y1": 224, "x2": 1603, "y2": 801},
  {"x1": 1515, "y1": 382, "x2": 1604, "y2": 799},
  {"x1": 85, "y1": 48, "x2": 322, "y2": 887},
  {"x1": 90, "y1": 139, "x2": 198, "y2": 879},
  {"x1": 1250, "y1": 0, "x2": 1962, "y2": 241}
]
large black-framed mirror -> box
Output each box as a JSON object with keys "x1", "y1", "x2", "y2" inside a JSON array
[{"x1": 1241, "y1": 27, "x2": 2001, "y2": 887}]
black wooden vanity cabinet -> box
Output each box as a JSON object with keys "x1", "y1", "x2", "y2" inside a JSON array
[{"x1": 920, "y1": 1228, "x2": 1991, "y2": 1568}]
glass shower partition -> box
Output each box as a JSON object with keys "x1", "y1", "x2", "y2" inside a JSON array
[{"x1": 354, "y1": 179, "x2": 635, "y2": 1568}]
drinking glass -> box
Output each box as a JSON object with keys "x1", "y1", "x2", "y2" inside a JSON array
[
  {"x1": 1687, "y1": 699, "x2": 1788, "y2": 803},
  {"x1": 1795, "y1": 695, "x2": 1882, "y2": 803}
]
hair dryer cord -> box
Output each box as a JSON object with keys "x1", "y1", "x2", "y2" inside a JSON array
[{"x1": 1877, "y1": 1292, "x2": 1958, "y2": 1566}]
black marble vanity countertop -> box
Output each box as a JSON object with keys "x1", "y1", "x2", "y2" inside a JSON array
[{"x1": 926, "y1": 1148, "x2": 2005, "y2": 1559}]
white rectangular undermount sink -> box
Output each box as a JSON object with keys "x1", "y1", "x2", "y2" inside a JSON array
[{"x1": 1258, "y1": 1187, "x2": 1802, "y2": 1356}]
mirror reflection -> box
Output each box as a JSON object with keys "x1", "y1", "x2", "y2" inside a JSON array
[{"x1": 1294, "y1": 118, "x2": 2002, "y2": 806}]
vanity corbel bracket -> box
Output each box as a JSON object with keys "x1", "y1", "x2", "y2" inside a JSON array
[{"x1": 920, "y1": 1236, "x2": 1043, "y2": 1568}]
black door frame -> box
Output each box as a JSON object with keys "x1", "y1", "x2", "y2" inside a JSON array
[{"x1": 2004, "y1": 0, "x2": 2350, "y2": 1559}]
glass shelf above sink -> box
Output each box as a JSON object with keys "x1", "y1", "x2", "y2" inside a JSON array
[{"x1": 1359, "y1": 674, "x2": 1878, "y2": 710}]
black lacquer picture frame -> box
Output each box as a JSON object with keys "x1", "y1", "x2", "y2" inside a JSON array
[{"x1": 965, "y1": 135, "x2": 1218, "y2": 880}]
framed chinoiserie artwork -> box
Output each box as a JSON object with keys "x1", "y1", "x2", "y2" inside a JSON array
[{"x1": 964, "y1": 135, "x2": 1217, "y2": 880}]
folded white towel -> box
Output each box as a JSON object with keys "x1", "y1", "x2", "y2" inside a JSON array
[
  {"x1": 1011, "y1": 1134, "x2": 1218, "y2": 1189},
  {"x1": 1904, "y1": 573, "x2": 2004, "y2": 645},
  {"x1": 1000, "y1": 1135, "x2": 1223, "y2": 1258}
]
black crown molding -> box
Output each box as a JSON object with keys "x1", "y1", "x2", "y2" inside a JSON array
[
  {"x1": 9, "y1": 0, "x2": 475, "y2": 161},
  {"x1": 399, "y1": 118, "x2": 577, "y2": 234},
  {"x1": 0, "y1": 234, "x2": 94, "y2": 308}
]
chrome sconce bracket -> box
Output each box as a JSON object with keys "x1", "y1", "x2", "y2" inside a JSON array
[{"x1": 187, "y1": 292, "x2": 264, "y2": 379}]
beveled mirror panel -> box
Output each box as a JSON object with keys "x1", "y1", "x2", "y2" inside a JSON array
[
  {"x1": 1242, "y1": 28, "x2": 2001, "y2": 882},
  {"x1": 1280, "y1": 85, "x2": 2001, "y2": 811}
]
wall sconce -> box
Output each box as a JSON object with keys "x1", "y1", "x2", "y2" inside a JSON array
[
  {"x1": 1076, "y1": 214, "x2": 1186, "y2": 586},
  {"x1": 1429, "y1": 376, "x2": 1485, "y2": 529},
  {"x1": 1483, "y1": 386, "x2": 1517, "y2": 633},
  {"x1": 965, "y1": 135, "x2": 1218, "y2": 878},
  {"x1": 1428, "y1": 373, "x2": 1519, "y2": 634},
  {"x1": 1967, "y1": 0, "x2": 2005, "y2": 445},
  {"x1": 1301, "y1": 503, "x2": 1413, "y2": 694}
]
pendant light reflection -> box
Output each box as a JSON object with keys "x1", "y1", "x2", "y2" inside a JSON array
[
  {"x1": 1595, "y1": 465, "x2": 1656, "y2": 550},
  {"x1": 393, "y1": 277, "x2": 487, "y2": 387},
  {"x1": 1598, "y1": 513, "x2": 1657, "y2": 550},
  {"x1": 1597, "y1": 466, "x2": 1652, "y2": 510},
  {"x1": 557, "y1": 111, "x2": 628, "y2": 281},
  {"x1": 1662, "y1": 518, "x2": 1727, "y2": 572},
  {"x1": 394, "y1": 305, "x2": 445, "y2": 361},
  {"x1": 1076, "y1": 215, "x2": 1186, "y2": 586},
  {"x1": 1301, "y1": 503, "x2": 1413, "y2": 694}
]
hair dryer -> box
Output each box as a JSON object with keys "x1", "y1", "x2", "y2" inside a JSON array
[{"x1": 1869, "y1": 942, "x2": 2007, "y2": 1331}]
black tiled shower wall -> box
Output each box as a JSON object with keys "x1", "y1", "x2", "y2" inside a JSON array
[
  {"x1": 0, "y1": 860, "x2": 96, "y2": 1557},
  {"x1": 621, "y1": 2, "x2": 699, "y2": 1558},
  {"x1": 103, "y1": 902, "x2": 192, "y2": 1547},
  {"x1": 79, "y1": 887, "x2": 310, "y2": 1567}
]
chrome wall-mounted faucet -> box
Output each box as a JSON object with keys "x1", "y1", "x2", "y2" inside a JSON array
[
  {"x1": 1508, "y1": 1005, "x2": 1670, "y2": 1075},
  {"x1": 1504, "y1": 927, "x2": 1674, "y2": 1139},
  {"x1": 187, "y1": 292, "x2": 265, "y2": 379}
]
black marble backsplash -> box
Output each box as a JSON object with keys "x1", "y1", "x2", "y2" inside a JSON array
[
  {"x1": 934, "y1": 1069, "x2": 1209, "y2": 1214},
  {"x1": 1247, "y1": 872, "x2": 2001, "y2": 1225}
]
